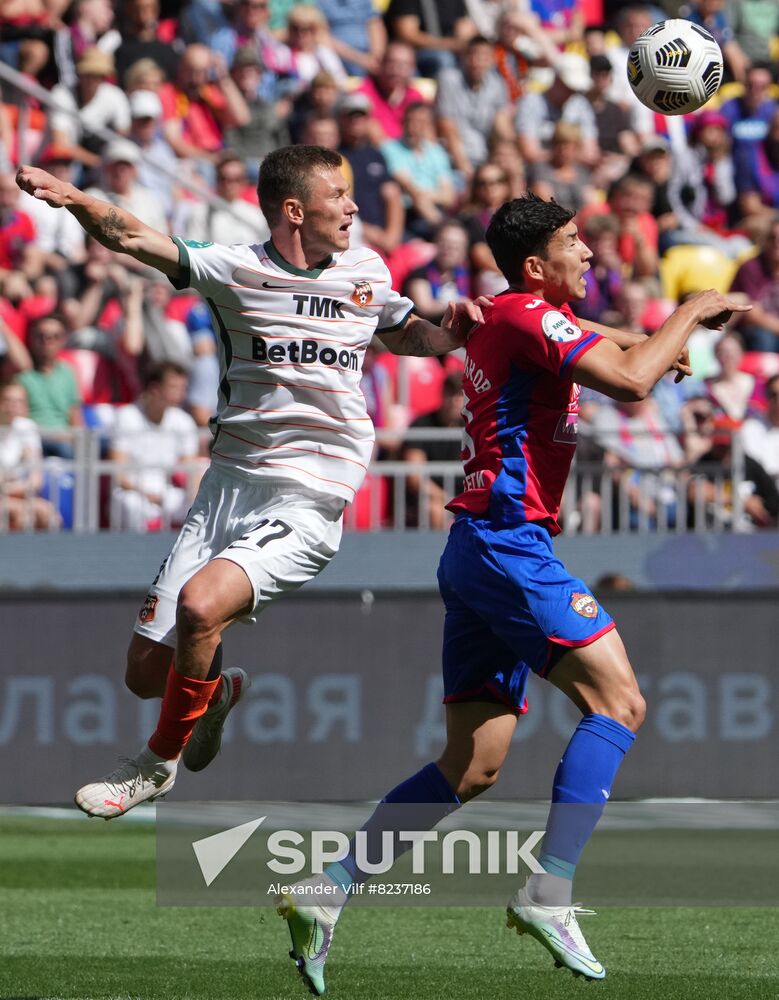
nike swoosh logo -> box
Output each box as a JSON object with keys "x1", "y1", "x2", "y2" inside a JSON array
[
  {"x1": 542, "y1": 930, "x2": 603, "y2": 974},
  {"x1": 261, "y1": 281, "x2": 292, "y2": 290},
  {"x1": 307, "y1": 920, "x2": 324, "y2": 957}
]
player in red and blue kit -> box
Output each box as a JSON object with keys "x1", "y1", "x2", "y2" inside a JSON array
[
  {"x1": 279, "y1": 196, "x2": 750, "y2": 996},
  {"x1": 439, "y1": 289, "x2": 614, "y2": 712}
]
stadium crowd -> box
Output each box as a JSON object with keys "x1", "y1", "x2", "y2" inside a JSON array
[{"x1": 1, "y1": 0, "x2": 779, "y2": 532}]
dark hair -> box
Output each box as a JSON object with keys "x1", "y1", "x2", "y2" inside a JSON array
[
  {"x1": 589, "y1": 54, "x2": 612, "y2": 75},
  {"x1": 749, "y1": 61, "x2": 776, "y2": 81},
  {"x1": 403, "y1": 100, "x2": 431, "y2": 120},
  {"x1": 466, "y1": 34, "x2": 492, "y2": 49},
  {"x1": 434, "y1": 218, "x2": 468, "y2": 240},
  {"x1": 258, "y1": 145, "x2": 343, "y2": 226},
  {"x1": 215, "y1": 149, "x2": 245, "y2": 173},
  {"x1": 485, "y1": 193, "x2": 575, "y2": 285},
  {"x1": 28, "y1": 315, "x2": 66, "y2": 338},
  {"x1": 608, "y1": 170, "x2": 653, "y2": 199},
  {"x1": 143, "y1": 361, "x2": 188, "y2": 389}
]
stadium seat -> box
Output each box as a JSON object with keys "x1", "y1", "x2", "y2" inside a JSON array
[
  {"x1": 385, "y1": 239, "x2": 435, "y2": 292},
  {"x1": 376, "y1": 353, "x2": 464, "y2": 423},
  {"x1": 343, "y1": 473, "x2": 389, "y2": 531},
  {"x1": 741, "y1": 352, "x2": 779, "y2": 380},
  {"x1": 41, "y1": 463, "x2": 74, "y2": 530},
  {"x1": 660, "y1": 244, "x2": 737, "y2": 301}
]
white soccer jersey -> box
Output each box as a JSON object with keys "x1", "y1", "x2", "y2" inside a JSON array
[{"x1": 171, "y1": 238, "x2": 413, "y2": 501}]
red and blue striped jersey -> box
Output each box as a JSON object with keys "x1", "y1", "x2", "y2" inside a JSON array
[{"x1": 447, "y1": 291, "x2": 602, "y2": 535}]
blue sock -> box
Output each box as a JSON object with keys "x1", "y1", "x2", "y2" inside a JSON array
[
  {"x1": 326, "y1": 763, "x2": 460, "y2": 895},
  {"x1": 533, "y1": 714, "x2": 635, "y2": 900}
]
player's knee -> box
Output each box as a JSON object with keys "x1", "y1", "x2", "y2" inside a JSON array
[
  {"x1": 624, "y1": 691, "x2": 647, "y2": 732},
  {"x1": 458, "y1": 765, "x2": 501, "y2": 802},
  {"x1": 176, "y1": 584, "x2": 222, "y2": 638},
  {"x1": 606, "y1": 690, "x2": 646, "y2": 733},
  {"x1": 124, "y1": 663, "x2": 157, "y2": 699}
]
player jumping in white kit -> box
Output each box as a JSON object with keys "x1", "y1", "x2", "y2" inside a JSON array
[{"x1": 16, "y1": 145, "x2": 484, "y2": 818}]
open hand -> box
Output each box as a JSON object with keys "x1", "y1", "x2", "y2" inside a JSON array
[
  {"x1": 690, "y1": 289, "x2": 752, "y2": 330},
  {"x1": 442, "y1": 298, "x2": 486, "y2": 345}
]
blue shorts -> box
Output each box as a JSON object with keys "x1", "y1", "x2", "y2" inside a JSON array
[{"x1": 437, "y1": 517, "x2": 615, "y2": 714}]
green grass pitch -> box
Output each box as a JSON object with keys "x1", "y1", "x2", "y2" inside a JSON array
[{"x1": 1, "y1": 816, "x2": 777, "y2": 1000}]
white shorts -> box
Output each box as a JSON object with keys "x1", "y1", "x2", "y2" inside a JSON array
[{"x1": 134, "y1": 466, "x2": 345, "y2": 648}]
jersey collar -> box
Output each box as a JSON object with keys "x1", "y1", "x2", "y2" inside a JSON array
[{"x1": 264, "y1": 240, "x2": 333, "y2": 278}]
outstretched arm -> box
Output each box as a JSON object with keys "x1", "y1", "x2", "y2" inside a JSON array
[
  {"x1": 580, "y1": 317, "x2": 692, "y2": 382},
  {"x1": 15, "y1": 166, "x2": 181, "y2": 280},
  {"x1": 571, "y1": 290, "x2": 750, "y2": 402},
  {"x1": 378, "y1": 300, "x2": 485, "y2": 356}
]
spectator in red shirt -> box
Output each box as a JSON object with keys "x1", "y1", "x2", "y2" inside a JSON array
[
  {"x1": 580, "y1": 172, "x2": 659, "y2": 279},
  {"x1": 159, "y1": 44, "x2": 251, "y2": 167},
  {"x1": 356, "y1": 42, "x2": 427, "y2": 143},
  {"x1": 0, "y1": 171, "x2": 39, "y2": 291}
]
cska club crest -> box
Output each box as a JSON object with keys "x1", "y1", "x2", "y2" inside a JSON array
[
  {"x1": 571, "y1": 592, "x2": 598, "y2": 618},
  {"x1": 351, "y1": 280, "x2": 373, "y2": 306}
]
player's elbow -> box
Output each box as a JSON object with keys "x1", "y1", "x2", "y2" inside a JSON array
[
  {"x1": 624, "y1": 383, "x2": 651, "y2": 403},
  {"x1": 613, "y1": 367, "x2": 652, "y2": 402}
]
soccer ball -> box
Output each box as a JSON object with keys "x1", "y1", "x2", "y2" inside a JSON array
[{"x1": 627, "y1": 18, "x2": 724, "y2": 115}]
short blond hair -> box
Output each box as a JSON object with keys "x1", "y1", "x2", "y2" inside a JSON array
[
  {"x1": 124, "y1": 57, "x2": 165, "y2": 92},
  {"x1": 287, "y1": 5, "x2": 326, "y2": 29}
]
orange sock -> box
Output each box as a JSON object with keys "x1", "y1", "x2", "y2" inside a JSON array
[{"x1": 148, "y1": 667, "x2": 220, "y2": 759}]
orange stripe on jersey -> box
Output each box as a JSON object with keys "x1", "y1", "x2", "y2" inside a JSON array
[
  {"x1": 223, "y1": 416, "x2": 370, "y2": 433},
  {"x1": 215, "y1": 303, "x2": 378, "y2": 327},
  {"x1": 228, "y1": 260, "x2": 388, "y2": 284},
  {"x1": 224, "y1": 403, "x2": 372, "y2": 422},
  {"x1": 219, "y1": 428, "x2": 368, "y2": 469},
  {"x1": 211, "y1": 449, "x2": 357, "y2": 494},
  {"x1": 328, "y1": 254, "x2": 383, "y2": 268},
  {"x1": 221, "y1": 291, "x2": 388, "y2": 309},
  {"x1": 229, "y1": 376, "x2": 355, "y2": 395}
]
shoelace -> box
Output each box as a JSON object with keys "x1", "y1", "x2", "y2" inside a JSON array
[
  {"x1": 564, "y1": 906, "x2": 597, "y2": 927},
  {"x1": 103, "y1": 756, "x2": 143, "y2": 798}
]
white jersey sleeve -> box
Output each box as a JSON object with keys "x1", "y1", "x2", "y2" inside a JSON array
[
  {"x1": 170, "y1": 237, "x2": 239, "y2": 297},
  {"x1": 377, "y1": 285, "x2": 414, "y2": 332}
]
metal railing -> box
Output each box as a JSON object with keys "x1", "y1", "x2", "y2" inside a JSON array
[{"x1": 0, "y1": 425, "x2": 763, "y2": 535}]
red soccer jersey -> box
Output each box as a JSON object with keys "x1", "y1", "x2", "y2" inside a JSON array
[
  {"x1": 447, "y1": 291, "x2": 602, "y2": 534},
  {"x1": 0, "y1": 210, "x2": 35, "y2": 271}
]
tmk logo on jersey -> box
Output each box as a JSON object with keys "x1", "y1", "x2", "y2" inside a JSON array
[
  {"x1": 351, "y1": 281, "x2": 373, "y2": 306},
  {"x1": 292, "y1": 294, "x2": 345, "y2": 319},
  {"x1": 542, "y1": 311, "x2": 582, "y2": 343},
  {"x1": 252, "y1": 337, "x2": 359, "y2": 371},
  {"x1": 571, "y1": 592, "x2": 598, "y2": 618}
]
